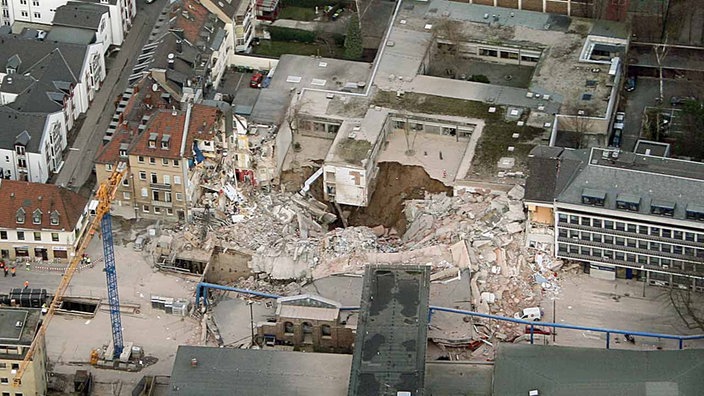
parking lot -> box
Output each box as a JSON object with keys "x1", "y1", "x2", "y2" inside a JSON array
[
  {"x1": 620, "y1": 76, "x2": 704, "y2": 151},
  {"x1": 542, "y1": 271, "x2": 704, "y2": 351}
]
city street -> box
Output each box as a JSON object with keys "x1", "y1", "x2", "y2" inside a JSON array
[{"x1": 54, "y1": 0, "x2": 170, "y2": 191}]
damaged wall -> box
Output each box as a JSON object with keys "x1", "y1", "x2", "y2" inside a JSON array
[{"x1": 205, "y1": 248, "x2": 253, "y2": 284}]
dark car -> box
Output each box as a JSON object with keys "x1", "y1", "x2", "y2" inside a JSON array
[
  {"x1": 625, "y1": 76, "x2": 636, "y2": 92},
  {"x1": 670, "y1": 96, "x2": 698, "y2": 106},
  {"x1": 611, "y1": 128, "x2": 622, "y2": 148},
  {"x1": 250, "y1": 72, "x2": 264, "y2": 88}
]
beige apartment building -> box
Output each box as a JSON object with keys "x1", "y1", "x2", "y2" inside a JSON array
[
  {"x1": 0, "y1": 308, "x2": 47, "y2": 396},
  {"x1": 95, "y1": 104, "x2": 224, "y2": 222}
]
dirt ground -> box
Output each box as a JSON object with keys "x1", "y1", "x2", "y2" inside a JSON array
[
  {"x1": 279, "y1": 162, "x2": 451, "y2": 233},
  {"x1": 346, "y1": 162, "x2": 452, "y2": 233}
]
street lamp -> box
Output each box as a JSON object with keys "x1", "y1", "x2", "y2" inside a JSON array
[
  {"x1": 248, "y1": 300, "x2": 255, "y2": 346},
  {"x1": 640, "y1": 266, "x2": 646, "y2": 297}
]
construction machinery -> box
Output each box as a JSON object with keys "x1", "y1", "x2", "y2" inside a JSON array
[{"x1": 13, "y1": 163, "x2": 129, "y2": 386}]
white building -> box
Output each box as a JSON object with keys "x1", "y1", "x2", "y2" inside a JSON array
[
  {"x1": 0, "y1": 32, "x2": 106, "y2": 182},
  {"x1": 50, "y1": 2, "x2": 115, "y2": 48},
  {"x1": 0, "y1": 0, "x2": 135, "y2": 46},
  {"x1": 200, "y1": 0, "x2": 256, "y2": 54}
]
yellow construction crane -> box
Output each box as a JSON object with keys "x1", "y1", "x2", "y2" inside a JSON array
[{"x1": 13, "y1": 163, "x2": 126, "y2": 386}]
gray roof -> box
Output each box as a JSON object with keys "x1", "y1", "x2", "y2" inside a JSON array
[
  {"x1": 634, "y1": 140, "x2": 670, "y2": 157},
  {"x1": 556, "y1": 148, "x2": 704, "y2": 223},
  {"x1": 167, "y1": 346, "x2": 494, "y2": 396},
  {"x1": 0, "y1": 308, "x2": 41, "y2": 348},
  {"x1": 0, "y1": 32, "x2": 88, "y2": 83},
  {"x1": 46, "y1": 26, "x2": 97, "y2": 45},
  {"x1": 524, "y1": 146, "x2": 587, "y2": 203},
  {"x1": 0, "y1": 107, "x2": 49, "y2": 152},
  {"x1": 53, "y1": 2, "x2": 109, "y2": 30},
  {"x1": 348, "y1": 265, "x2": 430, "y2": 396},
  {"x1": 250, "y1": 55, "x2": 371, "y2": 124},
  {"x1": 168, "y1": 347, "x2": 353, "y2": 396},
  {"x1": 493, "y1": 344, "x2": 704, "y2": 395}
]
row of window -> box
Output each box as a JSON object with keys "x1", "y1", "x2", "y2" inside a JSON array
[
  {"x1": 0, "y1": 230, "x2": 60, "y2": 242},
  {"x1": 137, "y1": 171, "x2": 181, "y2": 185},
  {"x1": 558, "y1": 229, "x2": 704, "y2": 258},
  {"x1": 557, "y1": 243, "x2": 697, "y2": 270},
  {"x1": 141, "y1": 205, "x2": 175, "y2": 216},
  {"x1": 558, "y1": 213, "x2": 704, "y2": 243},
  {"x1": 16, "y1": 10, "x2": 40, "y2": 18},
  {"x1": 137, "y1": 156, "x2": 180, "y2": 166},
  {"x1": 18, "y1": 0, "x2": 40, "y2": 5}
]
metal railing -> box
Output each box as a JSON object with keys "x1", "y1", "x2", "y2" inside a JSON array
[{"x1": 194, "y1": 282, "x2": 704, "y2": 350}]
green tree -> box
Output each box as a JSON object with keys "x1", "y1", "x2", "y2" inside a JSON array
[{"x1": 344, "y1": 14, "x2": 363, "y2": 60}]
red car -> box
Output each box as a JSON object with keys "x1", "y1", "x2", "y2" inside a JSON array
[
  {"x1": 250, "y1": 72, "x2": 264, "y2": 88},
  {"x1": 524, "y1": 326, "x2": 552, "y2": 335}
]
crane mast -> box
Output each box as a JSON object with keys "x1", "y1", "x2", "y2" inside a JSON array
[{"x1": 13, "y1": 163, "x2": 126, "y2": 386}]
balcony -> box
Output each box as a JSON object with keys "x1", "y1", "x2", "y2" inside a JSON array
[
  {"x1": 151, "y1": 200, "x2": 173, "y2": 208},
  {"x1": 150, "y1": 182, "x2": 171, "y2": 190}
]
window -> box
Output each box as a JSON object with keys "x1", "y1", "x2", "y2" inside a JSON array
[
  {"x1": 284, "y1": 322, "x2": 294, "y2": 334},
  {"x1": 604, "y1": 220, "x2": 613, "y2": 229},
  {"x1": 19, "y1": 0, "x2": 26, "y2": 4},
  {"x1": 150, "y1": 173, "x2": 157, "y2": 183},
  {"x1": 10, "y1": 364, "x2": 18, "y2": 370},
  {"x1": 685, "y1": 232, "x2": 695, "y2": 242},
  {"x1": 321, "y1": 324, "x2": 332, "y2": 337},
  {"x1": 16, "y1": 208, "x2": 25, "y2": 224},
  {"x1": 21, "y1": 11, "x2": 28, "y2": 17},
  {"x1": 0, "y1": 231, "x2": 6, "y2": 240},
  {"x1": 32, "y1": 209, "x2": 41, "y2": 224},
  {"x1": 163, "y1": 175, "x2": 170, "y2": 185},
  {"x1": 650, "y1": 227, "x2": 660, "y2": 237},
  {"x1": 661, "y1": 229, "x2": 672, "y2": 238},
  {"x1": 149, "y1": 157, "x2": 156, "y2": 164},
  {"x1": 627, "y1": 224, "x2": 637, "y2": 233},
  {"x1": 139, "y1": 171, "x2": 146, "y2": 180},
  {"x1": 51, "y1": 233, "x2": 59, "y2": 242},
  {"x1": 175, "y1": 193, "x2": 183, "y2": 201},
  {"x1": 50, "y1": 211, "x2": 59, "y2": 225},
  {"x1": 0, "y1": 378, "x2": 7, "y2": 384},
  {"x1": 123, "y1": 191, "x2": 131, "y2": 200},
  {"x1": 581, "y1": 217, "x2": 590, "y2": 226},
  {"x1": 674, "y1": 231, "x2": 683, "y2": 240},
  {"x1": 173, "y1": 159, "x2": 180, "y2": 166},
  {"x1": 149, "y1": 139, "x2": 156, "y2": 148},
  {"x1": 592, "y1": 219, "x2": 602, "y2": 228},
  {"x1": 142, "y1": 205, "x2": 150, "y2": 213},
  {"x1": 615, "y1": 222, "x2": 625, "y2": 231},
  {"x1": 162, "y1": 158, "x2": 169, "y2": 165},
  {"x1": 105, "y1": 164, "x2": 113, "y2": 171},
  {"x1": 122, "y1": 178, "x2": 129, "y2": 186},
  {"x1": 17, "y1": 231, "x2": 24, "y2": 241},
  {"x1": 138, "y1": 156, "x2": 145, "y2": 163},
  {"x1": 166, "y1": 208, "x2": 173, "y2": 216},
  {"x1": 141, "y1": 187, "x2": 148, "y2": 197},
  {"x1": 152, "y1": 191, "x2": 160, "y2": 201},
  {"x1": 33, "y1": 12, "x2": 40, "y2": 18},
  {"x1": 569, "y1": 215, "x2": 579, "y2": 225},
  {"x1": 33, "y1": 0, "x2": 39, "y2": 6},
  {"x1": 174, "y1": 175, "x2": 181, "y2": 185},
  {"x1": 154, "y1": 207, "x2": 161, "y2": 214},
  {"x1": 33, "y1": 232, "x2": 41, "y2": 241}
]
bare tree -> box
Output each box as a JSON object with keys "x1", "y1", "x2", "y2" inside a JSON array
[
  {"x1": 653, "y1": 37, "x2": 670, "y2": 104},
  {"x1": 432, "y1": 19, "x2": 466, "y2": 79}
]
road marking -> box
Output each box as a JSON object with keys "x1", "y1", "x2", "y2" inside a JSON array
[{"x1": 69, "y1": 148, "x2": 80, "y2": 151}]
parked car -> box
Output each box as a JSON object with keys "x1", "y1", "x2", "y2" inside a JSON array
[
  {"x1": 611, "y1": 128, "x2": 622, "y2": 148},
  {"x1": 670, "y1": 96, "x2": 698, "y2": 106},
  {"x1": 625, "y1": 76, "x2": 637, "y2": 92},
  {"x1": 514, "y1": 307, "x2": 542, "y2": 321},
  {"x1": 250, "y1": 72, "x2": 264, "y2": 88},
  {"x1": 613, "y1": 111, "x2": 625, "y2": 130}
]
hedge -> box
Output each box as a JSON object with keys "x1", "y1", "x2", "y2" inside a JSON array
[{"x1": 268, "y1": 26, "x2": 317, "y2": 43}]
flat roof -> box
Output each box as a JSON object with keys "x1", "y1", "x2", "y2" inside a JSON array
[
  {"x1": 325, "y1": 108, "x2": 389, "y2": 166},
  {"x1": 556, "y1": 148, "x2": 704, "y2": 224},
  {"x1": 0, "y1": 308, "x2": 41, "y2": 347},
  {"x1": 493, "y1": 344, "x2": 704, "y2": 395},
  {"x1": 348, "y1": 265, "x2": 431, "y2": 396},
  {"x1": 168, "y1": 347, "x2": 494, "y2": 395},
  {"x1": 168, "y1": 347, "x2": 352, "y2": 396},
  {"x1": 374, "y1": 0, "x2": 627, "y2": 117},
  {"x1": 250, "y1": 55, "x2": 372, "y2": 124}
]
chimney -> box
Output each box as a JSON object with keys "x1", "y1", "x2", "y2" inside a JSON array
[
  {"x1": 168, "y1": 53, "x2": 175, "y2": 70},
  {"x1": 176, "y1": 39, "x2": 183, "y2": 54},
  {"x1": 190, "y1": 358, "x2": 198, "y2": 367}
]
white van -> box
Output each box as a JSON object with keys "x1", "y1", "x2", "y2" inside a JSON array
[{"x1": 514, "y1": 307, "x2": 542, "y2": 321}]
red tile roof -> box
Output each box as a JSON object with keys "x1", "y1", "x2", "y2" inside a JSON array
[
  {"x1": 0, "y1": 180, "x2": 88, "y2": 231},
  {"x1": 176, "y1": 0, "x2": 210, "y2": 44},
  {"x1": 185, "y1": 104, "x2": 222, "y2": 156},
  {"x1": 129, "y1": 109, "x2": 187, "y2": 159},
  {"x1": 95, "y1": 126, "x2": 134, "y2": 164}
]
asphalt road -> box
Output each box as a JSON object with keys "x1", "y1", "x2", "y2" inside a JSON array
[{"x1": 54, "y1": 0, "x2": 170, "y2": 191}]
